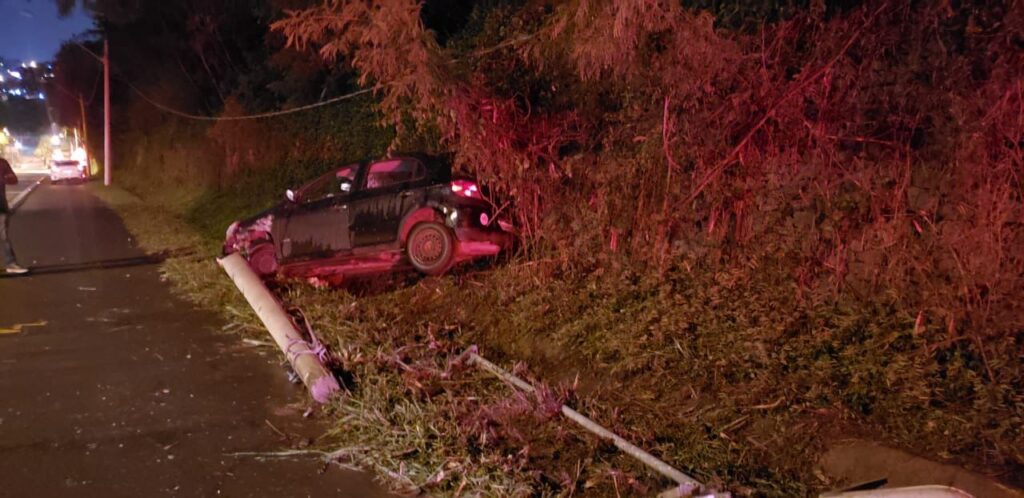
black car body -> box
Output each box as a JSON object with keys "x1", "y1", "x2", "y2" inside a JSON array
[{"x1": 223, "y1": 154, "x2": 513, "y2": 282}]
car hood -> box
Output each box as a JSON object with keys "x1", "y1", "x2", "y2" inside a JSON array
[{"x1": 236, "y1": 203, "x2": 285, "y2": 231}]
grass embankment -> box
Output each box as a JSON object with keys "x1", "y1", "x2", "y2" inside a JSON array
[{"x1": 87, "y1": 181, "x2": 1023, "y2": 497}]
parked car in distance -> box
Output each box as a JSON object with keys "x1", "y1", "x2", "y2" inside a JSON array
[
  {"x1": 223, "y1": 154, "x2": 514, "y2": 283},
  {"x1": 50, "y1": 159, "x2": 88, "y2": 184}
]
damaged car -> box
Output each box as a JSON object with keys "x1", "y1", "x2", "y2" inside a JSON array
[{"x1": 223, "y1": 154, "x2": 514, "y2": 282}]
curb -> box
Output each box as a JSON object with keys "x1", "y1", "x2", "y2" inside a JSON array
[{"x1": 9, "y1": 177, "x2": 44, "y2": 212}]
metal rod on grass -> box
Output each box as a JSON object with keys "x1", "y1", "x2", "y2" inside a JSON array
[{"x1": 468, "y1": 352, "x2": 708, "y2": 491}]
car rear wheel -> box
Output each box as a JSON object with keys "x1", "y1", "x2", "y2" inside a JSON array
[
  {"x1": 246, "y1": 242, "x2": 279, "y2": 277},
  {"x1": 406, "y1": 222, "x2": 455, "y2": 275}
]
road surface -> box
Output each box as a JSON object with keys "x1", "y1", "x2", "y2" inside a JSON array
[
  {"x1": 0, "y1": 182, "x2": 390, "y2": 497},
  {"x1": 5, "y1": 170, "x2": 45, "y2": 205}
]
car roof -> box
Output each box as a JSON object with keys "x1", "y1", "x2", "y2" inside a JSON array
[
  {"x1": 367, "y1": 153, "x2": 447, "y2": 167},
  {"x1": 299, "y1": 153, "x2": 451, "y2": 194},
  {"x1": 362, "y1": 153, "x2": 451, "y2": 177}
]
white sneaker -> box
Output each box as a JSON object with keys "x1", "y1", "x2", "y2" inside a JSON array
[{"x1": 5, "y1": 264, "x2": 29, "y2": 274}]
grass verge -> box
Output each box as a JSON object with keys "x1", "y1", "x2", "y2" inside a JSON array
[{"x1": 87, "y1": 181, "x2": 1024, "y2": 497}]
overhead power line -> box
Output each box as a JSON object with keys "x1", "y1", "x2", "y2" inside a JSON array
[
  {"x1": 73, "y1": 41, "x2": 104, "y2": 63},
  {"x1": 73, "y1": 41, "x2": 379, "y2": 121},
  {"x1": 85, "y1": 70, "x2": 102, "y2": 105},
  {"x1": 120, "y1": 81, "x2": 378, "y2": 121},
  {"x1": 69, "y1": 28, "x2": 542, "y2": 122}
]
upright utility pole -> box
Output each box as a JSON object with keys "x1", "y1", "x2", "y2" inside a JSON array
[
  {"x1": 78, "y1": 95, "x2": 90, "y2": 175},
  {"x1": 103, "y1": 38, "x2": 111, "y2": 186}
]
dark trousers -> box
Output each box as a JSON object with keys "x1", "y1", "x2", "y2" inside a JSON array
[{"x1": 0, "y1": 212, "x2": 15, "y2": 267}]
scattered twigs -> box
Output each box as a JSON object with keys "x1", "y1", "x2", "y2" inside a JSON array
[
  {"x1": 227, "y1": 447, "x2": 363, "y2": 461},
  {"x1": 750, "y1": 397, "x2": 785, "y2": 411},
  {"x1": 264, "y1": 419, "x2": 288, "y2": 439}
]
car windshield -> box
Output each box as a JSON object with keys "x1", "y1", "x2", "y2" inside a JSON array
[{"x1": 297, "y1": 164, "x2": 359, "y2": 203}]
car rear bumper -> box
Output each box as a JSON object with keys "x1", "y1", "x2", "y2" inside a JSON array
[{"x1": 51, "y1": 169, "x2": 87, "y2": 181}]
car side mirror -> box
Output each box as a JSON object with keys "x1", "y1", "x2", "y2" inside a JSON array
[
  {"x1": 285, "y1": 189, "x2": 296, "y2": 202},
  {"x1": 339, "y1": 181, "x2": 352, "y2": 193}
]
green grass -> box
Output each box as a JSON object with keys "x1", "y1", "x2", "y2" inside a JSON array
[{"x1": 87, "y1": 180, "x2": 1024, "y2": 497}]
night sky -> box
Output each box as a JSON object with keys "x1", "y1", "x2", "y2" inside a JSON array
[{"x1": 0, "y1": 0, "x2": 93, "y2": 62}]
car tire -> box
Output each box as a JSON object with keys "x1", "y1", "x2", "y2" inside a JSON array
[
  {"x1": 246, "y1": 242, "x2": 279, "y2": 277},
  {"x1": 406, "y1": 222, "x2": 455, "y2": 275}
]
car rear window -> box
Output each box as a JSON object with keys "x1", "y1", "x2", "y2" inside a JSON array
[
  {"x1": 365, "y1": 158, "x2": 425, "y2": 189},
  {"x1": 54, "y1": 161, "x2": 79, "y2": 167}
]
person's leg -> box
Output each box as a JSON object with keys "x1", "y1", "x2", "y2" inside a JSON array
[{"x1": 0, "y1": 212, "x2": 17, "y2": 267}]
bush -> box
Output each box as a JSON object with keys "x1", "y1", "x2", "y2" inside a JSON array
[{"x1": 273, "y1": 0, "x2": 1024, "y2": 342}]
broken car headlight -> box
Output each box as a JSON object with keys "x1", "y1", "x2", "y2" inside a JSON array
[{"x1": 226, "y1": 221, "x2": 240, "y2": 239}]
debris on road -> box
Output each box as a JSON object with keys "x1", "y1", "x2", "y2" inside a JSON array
[
  {"x1": 242, "y1": 338, "x2": 274, "y2": 348},
  {"x1": 0, "y1": 320, "x2": 48, "y2": 335}
]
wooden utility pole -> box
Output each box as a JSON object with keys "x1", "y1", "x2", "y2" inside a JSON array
[
  {"x1": 78, "y1": 95, "x2": 89, "y2": 165},
  {"x1": 103, "y1": 38, "x2": 111, "y2": 186}
]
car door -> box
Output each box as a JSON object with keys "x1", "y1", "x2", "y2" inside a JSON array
[
  {"x1": 350, "y1": 157, "x2": 429, "y2": 247},
  {"x1": 276, "y1": 164, "x2": 360, "y2": 261}
]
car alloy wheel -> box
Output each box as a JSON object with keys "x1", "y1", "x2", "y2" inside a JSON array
[{"x1": 407, "y1": 222, "x2": 454, "y2": 275}]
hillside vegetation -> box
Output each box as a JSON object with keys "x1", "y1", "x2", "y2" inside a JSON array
[{"x1": 63, "y1": 0, "x2": 1022, "y2": 496}]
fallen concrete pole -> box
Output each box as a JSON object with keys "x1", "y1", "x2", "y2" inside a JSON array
[
  {"x1": 218, "y1": 252, "x2": 341, "y2": 403},
  {"x1": 468, "y1": 352, "x2": 727, "y2": 497}
]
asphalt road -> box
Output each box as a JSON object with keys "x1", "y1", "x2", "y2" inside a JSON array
[
  {"x1": 5, "y1": 171, "x2": 46, "y2": 205},
  {"x1": 0, "y1": 182, "x2": 390, "y2": 497}
]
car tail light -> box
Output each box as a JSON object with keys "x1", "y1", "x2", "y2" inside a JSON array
[
  {"x1": 450, "y1": 180, "x2": 481, "y2": 199},
  {"x1": 479, "y1": 212, "x2": 490, "y2": 226}
]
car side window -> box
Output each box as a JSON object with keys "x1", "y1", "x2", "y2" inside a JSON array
[
  {"x1": 301, "y1": 164, "x2": 359, "y2": 203},
  {"x1": 364, "y1": 159, "x2": 425, "y2": 190}
]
